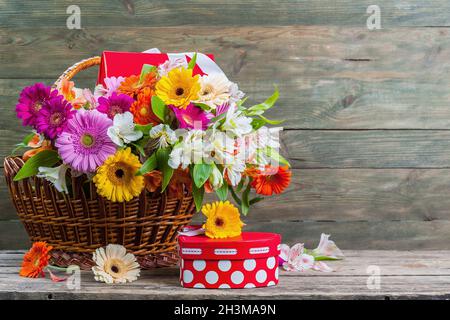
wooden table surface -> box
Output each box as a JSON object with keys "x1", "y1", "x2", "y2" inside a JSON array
[{"x1": 1, "y1": 250, "x2": 450, "y2": 300}]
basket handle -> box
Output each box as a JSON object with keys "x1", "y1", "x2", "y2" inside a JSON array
[{"x1": 53, "y1": 56, "x2": 101, "y2": 88}]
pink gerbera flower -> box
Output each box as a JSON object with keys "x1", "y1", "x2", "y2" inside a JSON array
[
  {"x1": 170, "y1": 103, "x2": 210, "y2": 130},
  {"x1": 56, "y1": 109, "x2": 116, "y2": 173},
  {"x1": 36, "y1": 96, "x2": 75, "y2": 139},
  {"x1": 16, "y1": 83, "x2": 59, "y2": 127},
  {"x1": 97, "y1": 92, "x2": 133, "y2": 119}
]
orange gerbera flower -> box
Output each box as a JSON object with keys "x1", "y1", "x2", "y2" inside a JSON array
[
  {"x1": 118, "y1": 72, "x2": 157, "y2": 99},
  {"x1": 20, "y1": 242, "x2": 53, "y2": 278},
  {"x1": 130, "y1": 87, "x2": 161, "y2": 125},
  {"x1": 144, "y1": 170, "x2": 163, "y2": 192},
  {"x1": 251, "y1": 165, "x2": 291, "y2": 196}
]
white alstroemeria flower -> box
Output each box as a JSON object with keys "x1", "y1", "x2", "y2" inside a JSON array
[
  {"x1": 205, "y1": 131, "x2": 235, "y2": 165},
  {"x1": 158, "y1": 58, "x2": 188, "y2": 77},
  {"x1": 196, "y1": 73, "x2": 231, "y2": 109},
  {"x1": 223, "y1": 157, "x2": 246, "y2": 186},
  {"x1": 209, "y1": 164, "x2": 223, "y2": 190},
  {"x1": 282, "y1": 243, "x2": 315, "y2": 272},
  {"x1": 221, "y1": 106, "x2": 253, "y2": 137},
  {"x1": 313, "y1": 233, "x2": 344, "y2": 259},
  {"x1": 169, "y1": 130, "x2": 206, "y2": 169},
  {"x1": 37, "y1": 164, "x2": 70, "y2": 194},
  {"x1": 228, "y1": 82, "x2": 245, "y2": 104},
  {"x1": 149, "y1": 124, "x2": 177, "y2": 149},
  {"x1": 107, "y1": 112, "x2": 143, "y2": 147}
]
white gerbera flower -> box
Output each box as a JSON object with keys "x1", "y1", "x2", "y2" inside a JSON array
[
  {"x1": 196, "y1": 73, "x2": 231, "y2": 109},
  {"x1": 92, "y1": 244, "x2": 140, "y2": 284},
  {"x1": 149, "y1": 124, "x2": 178, "y2": 149},
  {"x1": 37, "y1": 164, "x2": 70, "y2": 194},
  {"x1": 107, "y1": 112, "x2": 143, "y2": 147},
  {"x1": 221, "y1": 106, "x2": 253, "y2": 137}
]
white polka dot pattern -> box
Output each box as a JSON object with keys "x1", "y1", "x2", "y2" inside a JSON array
[
  {"x1": 231, "y1": 271, "x2": 244, "y2": 284},
  {"x1": 244, "y1": 259, "x2": 256, "y2": 271},
  {"x1": 205, "y1": 271, "x2": 219, "y2": 284},
  {"x1": 256, "y1": 270, "x2": 267, "y2": 283},
  {"x1": 193, "y1": 260, "x2": 206, "y2": 271},
  {"x1": 218, "y1": 260, "x2": 232, "y2": 272},
  {"x1": 266, "y1": 257, "x2": 276, "y2": 269},
  {"x1": 183, "y1": 270, "x2": 193, "y2": 284}
]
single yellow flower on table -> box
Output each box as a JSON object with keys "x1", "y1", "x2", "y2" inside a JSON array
[
  {"x1": 155, "y1": 67, "x2": 200, "y2": 109},
  {"x1": 93, "y1": 148, "x2": 144, "y2": 202},
  {"x1": 202, "y1": 201, "x2": 244, "y2": 239}
]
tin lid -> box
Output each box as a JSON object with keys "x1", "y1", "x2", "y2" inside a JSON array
[{"x1": 178, "y1": 232, "x2": 281, "y2": 260}]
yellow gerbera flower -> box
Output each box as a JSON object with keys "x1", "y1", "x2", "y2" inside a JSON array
[
  {"x1": 155, "y1": 67, "x2": 200, "y2": 109},
  {"x1": 93, "y1": 148, "x2": 144, "y2": 202},
  {"x1": 202, "y1": 201, "x2": 244, "y2": 239}
]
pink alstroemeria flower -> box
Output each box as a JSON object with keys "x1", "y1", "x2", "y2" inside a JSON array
[
  {"x1": 281, "y1": 243, "x2": 315, "y2": 272},
  {"x1": 313, "y1": 233, "x2": 344, "y2": 259}
]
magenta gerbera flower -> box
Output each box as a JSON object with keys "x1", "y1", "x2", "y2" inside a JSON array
[
  {"x1": 55, "y1": 109, "x2": 116, "y2": 173},
  {"x1": 97, "y1": 92, "x2": 133, "y2": 119},
  {"x1": 16, "y1": 83, "x2": 59, "y2": 127},
  {"x1": 170, "y1": 103, "x2": 210, "y2": 130},
  {"x1": 36, "y1": 96, "x2": 75, "y2": 139}
]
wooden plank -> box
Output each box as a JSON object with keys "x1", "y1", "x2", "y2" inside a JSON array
[
  {"x1": 1, "y1": 250, "x2": 450, "y2": 300},
  {"x1": 284, "y1": 130, "x2": 450, "y2": 168},
  {"x1": 3, "y1": 219, "x2": 450, "y2": 250},
  {"x1": 4, "y1": 168, "x2": 450, "y2": 221},
  {"x1": 1, "y1": 0, "x2": 450, "y2": 27},
  {"x1": 3, "y1": 26, "x2": 450, "y2": 129}
]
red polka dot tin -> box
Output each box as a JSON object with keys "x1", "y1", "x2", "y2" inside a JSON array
[{"x1": 178, "y1": 231, "x2": 281, "y2": 289}]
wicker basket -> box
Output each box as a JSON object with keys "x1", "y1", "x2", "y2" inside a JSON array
[{"x1": 4, "y1": 57, "x2": 196, "y2": 269}]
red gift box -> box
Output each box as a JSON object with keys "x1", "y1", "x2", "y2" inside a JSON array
[
  {"x1": 178, "y1": 232, "x2": 281, "y2": 289},
  {"x1": 97, "y1": 51, "x2": 215, "y2": 86}
]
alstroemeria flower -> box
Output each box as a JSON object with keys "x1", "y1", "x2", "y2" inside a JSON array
[
  {"x1": 149, "y1": 124, "x2": 178, "y2": 149},
  {"x1": 282, "y1": 243, "x2": 314, "y2": 272},
  {"x1": 107, "y1": 112, "x2": 143, "y2": 147},
  {"x1": 221, "y1": 106, "x2": 253, "y2": 137},
  {"x1": 37, "y1": 164, "x2": 70, "y2": 194},
  {"x1": 313, "y1": 233, "x2": 344, "y2": 259}
]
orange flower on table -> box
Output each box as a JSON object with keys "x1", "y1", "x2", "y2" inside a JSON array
[
  {"x1": 251, "y1": 165, "x2": 291, "y2": 196},
  {"x1": 118, "y1": 72, "x2": 157, "y2": 99},
  {"x1": 130, "y1": 87, "x2": 161, "y2": 125},
  {"x1": 22, "y1": 142, "x2": 52, "y2": 162},
  {"x1": 20, "y1": 241, "x2": 53, "y2": 278},
  {"x1": 144, "y1": 170, "x2": 163, "y2": 192}
]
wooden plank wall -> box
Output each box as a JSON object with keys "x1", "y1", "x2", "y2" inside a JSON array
[{"x1": 1, "y1": 0, "x2": 450, "y2": 250}]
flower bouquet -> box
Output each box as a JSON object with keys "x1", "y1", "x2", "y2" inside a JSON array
[{"x1": 5, "y1": 52, "x2": 291, "y2": 269}]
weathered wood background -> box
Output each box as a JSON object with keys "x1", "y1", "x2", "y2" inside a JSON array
[{"x1": 2, "y1": 0, "x2": 450, "y2": 250}]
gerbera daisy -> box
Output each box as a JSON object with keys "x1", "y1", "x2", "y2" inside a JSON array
[
  {"x1": 202, "y1": 201, "x2": 244, "y2": 239},
  {"x1": 155, "y1": 67, "x2": 200, "y2": 109},
  {"x1": 118, "y1": 72, "x2": 157, "y2": 98},
  {"x1": 97, "y1": 92, "x2": 134, "y2": 119},
  {"x1": 196, "y1": 73, "x2": 231, "y2": 109},
  {"x1": 55, "y1": 109, "x2": 116, "y2": 173},
  {"x1": 93, "y1": 148, "x2": 144, "y2": 202},
  {"x1": 20, "y1": 242, "x2": 53, "y2": 278},
  {"x1": 170, "y1": 103, "x2": 210, "y2": 130},
  {"x1": 16, "y1": 83, "x2": 59, "y2": 127},
  {"x1": 251, "y1": 165, "x2": 292, "y2": 196},
  {"x1": 36, "y1": 96, "x2": 75, "y2": 139},
  {"x1": 92, "y1": 244, "x2": 140, "y2": 284},
  {"x1": 130, "y1": 87, "x2": 161, "y2": 125}
]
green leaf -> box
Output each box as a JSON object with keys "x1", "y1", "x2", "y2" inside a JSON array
[
  {"x1": 14, "y1": 150, "x2": 60, "y2": 181},
  {"x1": 135, "y1": 124, "x2": 153, "y2": 135},
  {"x1": 241, "y1": 182, "x2": 251, "y2": 216},
  {"x1": 194, "y1": 103, "x2": 213, "y2": 112},
  {"x1": 251, "y1": 118, "x2": 266, "y2": 130},
  {"x1": 313, "y1": 255, "x2": 342, "y2": 261},
  {"x1": 192, "y1": 183, "x2": 205, "y2": 212},
  {"x1": 188, "y1": 53, "x2": 198, "y2": 70},
  {"x1": 215, "y1": 182, "x2": 228, "y2": 201},
  {"x1": 264, "y1": 146, "x2": 291, "y2": 167},
  {"x1": 136, "y1": 153, "x2": 157, "y2": 176},
  {"x1": 139, "y1": 64, "x2": 156, "y2": 83},
  {"x1": 156, "y1": 148, "x2": 174, "y2": 192},
  {"x1": 235, "y1": 178, "x2": 246, "y2": 193},
  {"x1": 236, "y1": 97, "x2": 248, "y2": 108},
  {"x1": 193, "y1": 163, "x2": 213, "y2": 188},
  {"x1": 12, "y1": 132, "x2": 38, "y2": 154},
  {"x1": 249, "y1": 197, "x2": 264, "y2": 205},
  {"x1": 131, "y1": 142, "x2": 146, "y2": 157},
  {"x1": 257, "y1": 114, "x2": 284, "y2": 125},
  {"x1": 151, "y1": 96, "x2": 168, "y2": 122},
  {"x1": 229, "y1": 187, "x2": 242, "y2": 206},
  {"x1": 246, "y1": 85, "x2": 279, "y2": 116}
]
